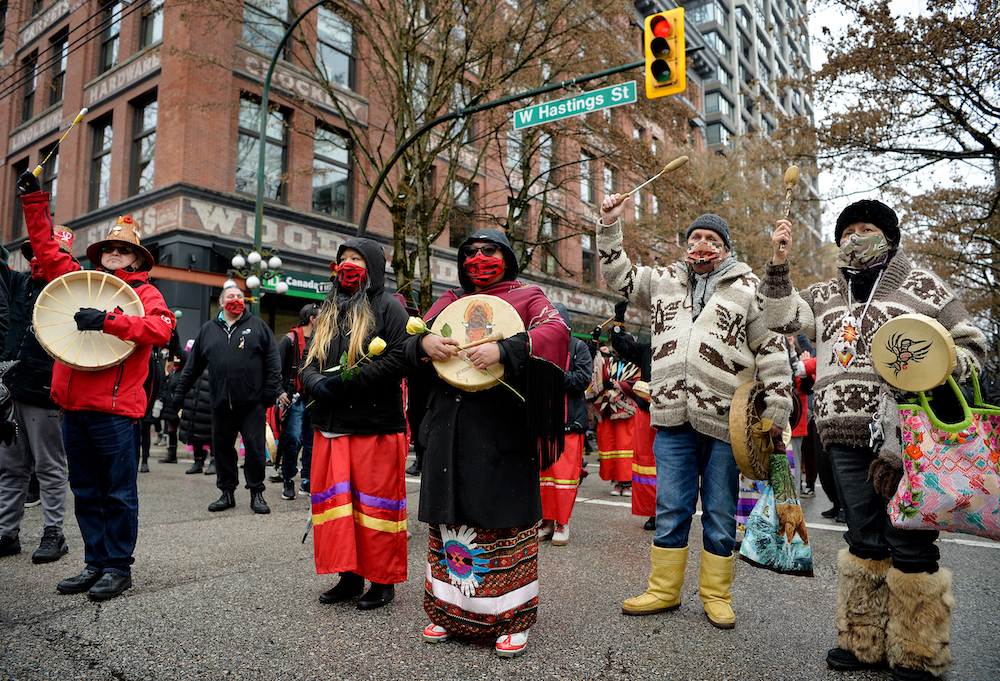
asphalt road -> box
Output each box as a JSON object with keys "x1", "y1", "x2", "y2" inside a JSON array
[{"x1": 2, "y1": 446, "x2": 998, "y2": 681}]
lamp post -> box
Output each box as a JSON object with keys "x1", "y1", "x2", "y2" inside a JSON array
[{"x1": 227, "y1": 247, "x2": 289, "y2": 311}]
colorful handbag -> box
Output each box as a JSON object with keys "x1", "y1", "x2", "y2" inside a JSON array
[{"x1": 888, "y1": 373, "x2": 1000, "y2": 540}]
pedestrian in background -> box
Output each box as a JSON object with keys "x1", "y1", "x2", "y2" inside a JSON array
[{"x1": 274, "y1": 303, "x2": 319, "y2": 500}]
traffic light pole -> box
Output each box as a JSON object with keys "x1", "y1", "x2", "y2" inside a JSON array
[{"x1": 354, "y1": 60, "x2": 644, "y2": 237}]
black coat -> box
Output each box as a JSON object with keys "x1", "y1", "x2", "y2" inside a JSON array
[
  {"x1": 178, "y1": 369, "x2": 212, "y2": 446},
  {"x1": 175, "y1": 310, "x2": 281, "y2": 409},
  {"x1": 159, "y1": 367, "x2": 183, "y2": 424},
  {"x1": 0, "y1": 263, "x2": 56, "y2": 409},
  {"x1": 300, "y1": 238, "x2": 408, "y2": 435},
  {"x1": 565, "y1": 336, "x2": 593, "y2": 433}
]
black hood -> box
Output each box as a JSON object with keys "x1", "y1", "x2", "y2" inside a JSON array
[
  {"x1": 336, "y1": 238, "x2": 387, "y2": 298},
  {"x1": 457, "y1": 228, "x2": 518, "y2": 292}
]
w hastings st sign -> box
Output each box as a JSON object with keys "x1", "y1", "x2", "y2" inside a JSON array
[{"x1": 512, "y1": 81, "x2": 637, "y2": 131}]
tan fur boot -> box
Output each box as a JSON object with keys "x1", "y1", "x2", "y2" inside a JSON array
[
  {"x1": 836, "y1": 548, "x2": 892, "y2": 665},
  {"x1": 622, "y1": 544, "x2": 688, "y2": 615},
  {"x1": 886, "y1": 567, "x2": 954, "y2": 679}
]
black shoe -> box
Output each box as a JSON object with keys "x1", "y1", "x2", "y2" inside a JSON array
[
  {"x1": 282, "y1": 480, "x2": 296, "y2": 500},
  {"x1": 821, "y1": 506, "x2": 841, "y2": 519},
  {"x1": 250, "y1": 492, "x2": 270, "y2": 514},
  {"x1": 800, "y1": 484, "x2": 815, "y2": 498},
  {"x1": 357, "y1": 583, "x2": 395, "y2": 610},
  {"x1": 826, "y1": 648, "x2": 889, "y2": 672},
  {"x1": 892, "y1": 666, "x2": 939, "y2": 681},
  {"x1": 139, "y1": 461, "x2": 150, "y2": 473},
  {"x1": 300, "y1": 479, "x2": 310, "y2": 493},
  {"x1": 204, "y1": 460, "x2": 216, "y2": 475},
  {"x1": 643, "y1": 517, "x2": 656, "y2": 531},
  {"x1": 268, "y1": 473, "x2": 284, "y2": 483},
  {"x1": 318, "y1": 573, "x2": 364, "y2": 604},
  {"x1": 57, "y1": 569, "x2": 103, "y2": 594},
  {"x1": 405, "y1": 463, "x2": 421, "y2": 476},
  {"x1": 87, "y1": 572, "x2": 132, "y2": 601},
  {"x1": 158, "y1": 455, "x2": 177, "y2": 464},
  {"x1": 32, "y1": 528, "x2": 68, "y2": 564},
  {"x1": 208, "y1": 491, "x2": 236, "y2": 512},
  {"x1": 836, "y1": 509, "x2": 848, "y2": 524},
  {"x1": 185, "y1": 461, "x2": 203, "y2": 474},
  {"x1": 0, "y1": 534, "x2": 21, "y2": 557}
]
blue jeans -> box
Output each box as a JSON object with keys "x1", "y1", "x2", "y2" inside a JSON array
[
  {"x1": 653, "y1": 424, "x2": 739, "y2": 557},
  {"x1": 62, "y1": 411, "x2": 140, "y2": 576},
  {"x1": 279, "y1": 400, "x2": 313, "y2": 481}
]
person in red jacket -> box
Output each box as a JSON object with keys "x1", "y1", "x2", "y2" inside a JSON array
[{"x1": 18, "y1": 171, "x2": 174, "y2": 601}]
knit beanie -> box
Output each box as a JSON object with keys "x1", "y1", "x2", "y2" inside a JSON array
[
  {"x1": 835, "y1": 200, "x2": 900, "y2": 247},
  {"x1": 685, "y1": 214, "x2": 731, "y2": 250}
]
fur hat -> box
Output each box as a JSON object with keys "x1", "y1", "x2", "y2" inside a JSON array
[
  {"x1": 21, "y1": 225, "x2": 73, "y2": 260},
  {"x1": 86, "y1": 216, "x2": 154, "y2": 271},
  {"x1": 835, "y1": 200, "x2": 900, "y2": 247},
  {"x1": 685, "y1": 214, "x2": 731, "y2": 250}
]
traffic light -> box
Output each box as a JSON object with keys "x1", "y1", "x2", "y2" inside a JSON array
[{"x1": 644, "y1": 8, "x2": 686, "y2": 99}]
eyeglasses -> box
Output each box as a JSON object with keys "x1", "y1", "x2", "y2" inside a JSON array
[
  {"x1": 462, "y1": 244, "x2": 500, "y2": 258},
  {"x1": 101, "y1": 245, "x2": 133, "y2": 255}
]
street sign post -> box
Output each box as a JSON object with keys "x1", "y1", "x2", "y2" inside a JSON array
[{"x1": 512, "y1": 81, "x2": 637, "y2": 131}]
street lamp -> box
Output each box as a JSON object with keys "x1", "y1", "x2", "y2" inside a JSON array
[{"x1": 228, "y1": 247, "x2": 290, "y2": 309}]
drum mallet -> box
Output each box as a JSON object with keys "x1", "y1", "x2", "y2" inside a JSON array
[
  {"x1": 610, "y1": 155, "x2": 689, "y2": 208},
  {"x1": 778, "y1": 165, "x2": 800, "y2": 253},
  {"x1": 456, "y1": 332, "x2": 504, "y2": 351},
  {"x1": 31, "y1": 108, "x2": 88, "y2": 178}
]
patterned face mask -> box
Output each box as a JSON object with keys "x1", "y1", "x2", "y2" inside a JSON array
[
  {"x1": 464, "y1": 252, "x2": 505, "y2": 286},
  {"x1": 685, "y1": 240, "x2": 723, "y2": 265},
  {"x1": 837, "y1": 233, "x2": 890, "y2": 270},
  {"x1": 336, "y1": 261, "x2": 367, "y2": 291}
]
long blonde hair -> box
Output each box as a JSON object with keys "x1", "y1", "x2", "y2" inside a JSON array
[{"x1": 304, "y1": 284, "x2": 375, "y2": 369}]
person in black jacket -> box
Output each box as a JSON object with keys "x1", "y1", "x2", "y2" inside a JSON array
[
  {"x1": 273, "y1": 303, "x2": 319, "y2": 500},
  {"x1": 153, "y1": 354, "x2": 183, "y2": 473},
  {"x1": 173, "y1": 283, "x2": 284, "y2": 514},
  {"x1": 300, "y1": 238, "x2": 409, "y2": 611},
  {"x1": 537, "y1": 303, "x2": 593, "y2": 547},
  {"x1": 0, "y1": 232, "x2": 72, "y2": 563}
]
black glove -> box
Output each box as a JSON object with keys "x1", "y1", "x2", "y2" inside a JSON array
[
  {"x1": 591, "y1": 326, "x2": 602, "y2": 341},
  {"x1": 614, "y1": 299, "x2": 629, "y2": 322},
  {"x1": 74, "y1": 308, "x2": 108, "y2": 331},
  {"x1": 311, "y1": 374, "x2": 344, "y2": 401},
  {"x1": 17, "y1": 170, "x2": 40, "y2": 195}
]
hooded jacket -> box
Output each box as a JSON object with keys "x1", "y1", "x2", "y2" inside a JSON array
[
  {"x1": 0, "y1": 261, "x2": 57, "y2": 408},
  {"x1": 300, "y1": 238, "x2": 409, "y2": 435},
  {"x1": 21, "y1": 191, "x2": 174, "y2": 417}
]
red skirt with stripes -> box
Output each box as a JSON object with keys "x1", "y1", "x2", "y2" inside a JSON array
[
  {"x1": 596, "y1": 417, "x2": 634, "y2": 482},
  {"x1": 539, "y1": 432, "x2": 583, "y2": 524},
  {"x1": 311, "y1": 432, "x2": 408, "y2": 585},
  {"x1": 631, "y1": 409, "x2": 657, "y2": 517}
]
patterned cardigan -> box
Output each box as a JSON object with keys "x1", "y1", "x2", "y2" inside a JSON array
[
  {"x1": 759, "y1": 255, "x2": 987, "y2": 449},
  {"x1": 597, "y1": 218, "x2": 792, "y2": 443}
]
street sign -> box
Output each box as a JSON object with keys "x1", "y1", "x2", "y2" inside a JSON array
[
  {"x1": 261, "y1": 271, "x2": 332, "y2": 299},
  {"x1": 512, "y1": 81, "x2": 637, "y2": 131}
]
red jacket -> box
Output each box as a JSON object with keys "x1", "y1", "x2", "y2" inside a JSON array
[{"x1": 22, "y1": 191, "x2": 174, "y2": 417}]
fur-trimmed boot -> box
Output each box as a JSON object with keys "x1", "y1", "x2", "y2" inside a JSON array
[
  {"x1": 826, "y1": 548, "x2": 892, "y2": 671},
  {"x1": 885, "y1": 567, "x2": 953, "y2": 681}
]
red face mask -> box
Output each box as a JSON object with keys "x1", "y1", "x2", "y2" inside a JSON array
[
  {"x1": 464, "y1": 252, "x2": 505, "y2": 287},
  {"x1": 336, "y1": 261, "x2": 367, "y2": 291},
  {"x1": 224, "y1": 299, "x2": 245, "y2": 316},
  {"x1": 30, "y1": 258, "x2": 45, "y2": 281}
]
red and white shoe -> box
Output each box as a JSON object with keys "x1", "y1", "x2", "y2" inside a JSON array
[
  {"x1": 422, "y1": 623, "x2": 450, "y2": 643},
  {"x1": 552, "y1": 523, "x2": 569, "y2": 546},
  {"x1": 495, "y1": 629, "x2": 529, "y2": 658},
  {"x1": 537, "y1": 520, "x2": 554, "y2": 541}
]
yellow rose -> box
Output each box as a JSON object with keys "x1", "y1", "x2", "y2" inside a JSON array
[
  {"x1": 368, "y1": 336, "x2": 387, "y2": 356},
  {"x1": 406, "y1": 316, "x2": 428, "y2": 335}
]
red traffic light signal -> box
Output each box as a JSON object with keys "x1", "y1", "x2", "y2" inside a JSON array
[{"x1": 644, "y1": 8, "x2": 686, "y2": 99}]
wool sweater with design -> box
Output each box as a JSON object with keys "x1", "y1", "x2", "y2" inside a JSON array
[
  {"x1": 597, "y1": 219, "x2": 792, "y2": 443},
  {"x1": 759, "y1": 255, "x2": 986, "y2": 449}
]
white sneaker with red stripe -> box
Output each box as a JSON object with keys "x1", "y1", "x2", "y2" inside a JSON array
[
  {"x1": 551, "y1": 523, "x2": 569, "y2": 546},
  {"x1": 495, "y1": 629, "x2": 529, "y2": 658},
  {"x1": 422, "y1": 623, "x2": 450, "y2": 643}
]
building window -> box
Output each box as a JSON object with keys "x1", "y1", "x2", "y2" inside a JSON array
[
  {"x1": 21, "y1": 51, "x2": 37, "y2": 123},
  {"x1": 506, "y1": 128, "x2": 522, "y2": 168},
  {"x1": 30, "y1": 0, "x2": 42, "y2": 15},
  {"x1": 141, "y1": 0, "x2": 164, "y2": 47},
  {"x1": 90, "y1": 118, "x2": 114, "y2": 210},
  {"x1": 243, "y1": 0, "x2": 289, "y2": 56},
  {"x1": 581, "y1": 233, "x2": 596, "y2": 284},
  {"x1": 541, "y1": 216, "x2": 559, "y2": 275},
  {"x1": 313, "y1": 125, "x2": 352, "y2": 220},
  {"x1": 317, "y1": 7, "x2": 352, "y2": 90},
  {"x1": 703, "y1": 31, "x2": 730, "y2": 60},
  {"x1": 236, "y1": 95, "x2": 288, "y2": 201},
  {"x1": 11, "y1": 160, "x2": 27, "y2": 239},
  {"x1": 705, "y1": 91, "x2": 732, "y2": 117},
  {"x1": 580, "y1": 151, "x2": 594, "y2": 204},
  {"x1": 539, "y1": 134, "x2": 556, "y2": 182},
  {"x1": 100, "y1": 2, "x2": 123, "y2": 74},
  {"x1": 131, "y1": 96, "x2": 157, "y2": 196},
  {"x1": 449, "y1": 181, "x2": 476, "y2": 249},
  {"x1": 49, "y1": 31, "x2": 68, "y2": 106},
  {"x1": 41, "y1": 143, "x2": 58, "y2": 218},
  {"x1": 603, "y1": 165, "x2": 616, "y2": 196},
  {"x1": 634, "y1": 188, "x2": 642, "y2": 220},
  {"x1": 688, "y1": 0, "x2": 730, "y2": 30},
  {"x1": 706, "y1": 121, "x2": 732, "y2": 146},
  {"x1": 0, "y1": 2, "x2": 7, "y2": 52}
]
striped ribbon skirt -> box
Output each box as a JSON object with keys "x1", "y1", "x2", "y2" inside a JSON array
[
  {"x1": 539, "y1": 432, "x2": 583, "y2": 524},
  {"x1": 631, "y1": 410, "x2": 657, "y2": 517},
  {"x1": 596, "y1": 416, "x2": 635, "y2": 482}
]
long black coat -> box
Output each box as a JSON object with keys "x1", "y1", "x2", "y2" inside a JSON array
[{"x1": 178, "y1": 369, "x2": 212, "y2": 446}]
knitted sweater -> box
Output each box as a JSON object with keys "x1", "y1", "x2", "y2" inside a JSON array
[
  {"x1": 759, "y1": 255, "x2": 987, "y2": 449},
  {"x1": 597, "y1": 219, "x2": 792, "y2": 443}
]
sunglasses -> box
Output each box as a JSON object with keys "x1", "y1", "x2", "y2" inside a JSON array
[
  {"x1": 462, "y1": 244, "x2": 500, "y2": 258},
  {"x1": 101, "y1": 245, "x2": 134, "y2": 255}
]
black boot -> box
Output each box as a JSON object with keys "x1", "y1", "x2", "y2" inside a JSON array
[
  {"x1": 204, "y1": 458, "x2": 216, "y2": 475},
  {"x1": 208, "y1": 491, "x2": 235, "y2": 512},
  {"x1": 186, "y1": 449, "x2": 206, "y2": 474},
  {"x1": 159, "y1": 446, "x2": 177, "y2": 464},
  {"x1": 357, "y1": 583, "x2": 395, "y2": 610},
  {"x1": 250, "y1": 491, "x2": 270, "y2": 514},
  {"x1": 405, "y1": 450, "x2": 423, "y2": 476},
  {"x1": 139, "y1": 454, "x2": 149, "y2": 473},
  {"x1": 319, "y1": 572, "x2": 364, "y2": 604}
]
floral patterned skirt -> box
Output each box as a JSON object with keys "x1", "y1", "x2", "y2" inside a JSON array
[{"x1": 424, "y1": 524, "x2": 538, "y2": 638}]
